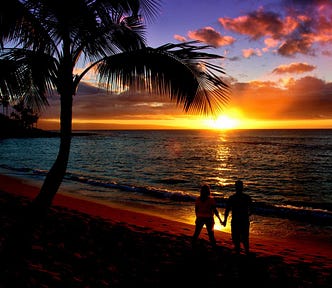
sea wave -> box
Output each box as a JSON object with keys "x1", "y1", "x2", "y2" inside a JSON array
[{"x1": 1, "y1": 164, "x2": 331, "y2": 226}]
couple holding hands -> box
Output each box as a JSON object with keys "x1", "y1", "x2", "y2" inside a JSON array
[{"x1": 192, "y1": 180, "x2": 252, "y2": 255}]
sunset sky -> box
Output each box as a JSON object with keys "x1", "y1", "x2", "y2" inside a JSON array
[{"x1": 39, "y1": 0, "x2": 332, "y2": 130}]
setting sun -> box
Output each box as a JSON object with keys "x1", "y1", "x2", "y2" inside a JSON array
[{"x1": 204, "y1": 115, "x2": 240, "y2": 130}]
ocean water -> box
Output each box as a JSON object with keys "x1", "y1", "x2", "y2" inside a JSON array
[{"x1": 1, "y1": 129, "x2": 332, "y2": 243}]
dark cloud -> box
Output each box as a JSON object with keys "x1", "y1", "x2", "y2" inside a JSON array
[
  {"x1": 281, "y1": 0, "x2": 331, "y2": 10},
  {"x1": 42, "y1": 81, "x2": 183, "y2": 121},
  {"x1": 278, "y1": 38, "x2": 315, "y2": 56},
  {"x1": 283, "y1": 76, "x2": 332, "y2": 118},
  {"x1": 322, "y1": 50, "x2": 332, "y2": 56}
]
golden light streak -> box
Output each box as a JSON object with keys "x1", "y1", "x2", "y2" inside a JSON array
[{"x1": 38, "y1": 117, "x2": 332, "y2": 131}]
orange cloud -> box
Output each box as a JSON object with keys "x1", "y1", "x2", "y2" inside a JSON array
[
  {"x1": 230, "y1": 76, "x2": 332, "y2": 120},
  {"x1": 219, "y1": 1, "x2": 332, "y2": 57},
  {"x1": 219, "y1": 9, "x2": 287, "y2": 40},
  {"x1": 264, "y1": 37, "x2": 279, "y2": 48},
  {"x1": 242, "y1": 48, "x2": 262, "y2": 58},
  {"x1": 174, "y1": 34, "x2": 187, "y2": 42},
  {"x1": 187, "y1": 27, "x2": 235, "y2": 47},
  {"x1": 272, "y1": 62, "x2": 316, "y2": 74}
]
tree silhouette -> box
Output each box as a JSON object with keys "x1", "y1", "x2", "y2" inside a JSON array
[{"x1": 0, "y1": 0, "x2": 229, "y2": 213}]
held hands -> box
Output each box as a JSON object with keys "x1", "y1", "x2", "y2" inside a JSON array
[
  {"x1": 216, "y1": 213, "x2": 226, "y2": 227},
  {"x1": 219, "y1": 218, "x2": 226, "y2": 227}
]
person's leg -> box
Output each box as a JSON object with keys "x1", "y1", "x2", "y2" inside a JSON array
[
  {"x1": 242, "y1": 222, "x2": 250, "y2": 254},
  {"x1": 231, "y1": 224, "x2": 241, "y2": 254},
  {"x1": 243, "y1": 239, "x2": 249, "y2": 254},
  {"x1": 192, "y1": 219, "x2": 204, "y2": 246},
  {"x1": 206, "y1": 221, "x2": 217, "y2": 248}
]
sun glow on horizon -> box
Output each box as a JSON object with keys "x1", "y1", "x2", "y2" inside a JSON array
[
  {"x1": 38, "y1": 116, "x2": 332, "y2": 131},
  {"x1": 204, "y1": 114, "x2": 241, "y2": 130}
]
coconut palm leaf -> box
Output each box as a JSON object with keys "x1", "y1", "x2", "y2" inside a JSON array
[
  {"x1": 97, "y1": 41, "x2": 229, "y2": 115},
  {"x1": 0, "y1": 48, "x2": 57, "y2": 110}
]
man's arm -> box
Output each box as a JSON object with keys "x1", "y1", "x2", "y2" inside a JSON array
[
  {"x1": 223, "y1": 208, "x2": 229, "y2": 226},
  {"x1": 214, "y1": 207, "x2": 222, "y2": 223},
  {"x1": 223, "y1": 199, "x2": 231, "y2": 226}
]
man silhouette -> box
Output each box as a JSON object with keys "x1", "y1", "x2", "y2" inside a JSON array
[{"x1": 223, "y1": 180, "x2": 252, "y2": 255}]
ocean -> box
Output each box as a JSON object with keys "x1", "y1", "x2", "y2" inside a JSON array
[{"x1": 1, "y1": 129, "x2": 332, "y2": 243}]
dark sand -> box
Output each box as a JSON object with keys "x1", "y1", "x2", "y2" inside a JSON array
[{"x1": 0, "y1": 174, "x2": 331, "y2": 287}]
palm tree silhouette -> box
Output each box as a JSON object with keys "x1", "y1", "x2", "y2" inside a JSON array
[{"x1": 0, "y1": 0, "x2": 229, "y2": 213}]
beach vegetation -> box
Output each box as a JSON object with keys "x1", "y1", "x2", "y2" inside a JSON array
[{"x1": 0, "y1": 0, "x2": 229, "y2": 213}]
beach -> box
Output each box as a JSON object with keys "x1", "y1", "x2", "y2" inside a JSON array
[
  {"x1": 0, "y1": 174, "x2": 331, "y2": 288},
  {"x1": 2, "y1": 129, "x2": 332, "y2": 243}
]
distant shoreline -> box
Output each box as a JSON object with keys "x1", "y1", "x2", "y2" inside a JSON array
[{"x1": 0, "y1": 114, "x2": 97, "y2": 138}]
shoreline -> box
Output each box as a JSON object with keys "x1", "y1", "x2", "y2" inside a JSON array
[
  {"x1": 1, "y1": 174, "x2": 332, "y2": 287},
  {"x1": 1, "y1": 174, "x2": 332, "y2": 257}
]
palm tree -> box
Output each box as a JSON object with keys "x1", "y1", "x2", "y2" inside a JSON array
[
  {"x1": 0, "y1": 0, "x2": 229, "y2": 214},
  {"x1": 0, "y1": 94, "x2": 10, "y2": 115}
]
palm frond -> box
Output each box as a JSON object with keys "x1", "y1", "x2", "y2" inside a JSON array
[
  {"x1": 97, "y1": 42, "x2": 230, "y2": 116},
  {"x1": 0, "y1": 48, "x2": 58, "y2": 111},
  {"x1": 102, "y1": 0, "x2": 162, "y2": 24}
]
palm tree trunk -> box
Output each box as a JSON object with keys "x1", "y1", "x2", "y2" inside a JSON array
[
  {"x1": 33, "y1": 89, "x2": 73, "y2": 212},
  {"x1": 33, "y1": 40, "x2": 74, "y2": 213},
  {"x1": 32, "y1": 134, "x2": 71, "y2": 210},
  {"x1": 0, "y1": 91, "x2": 73, "y2": 284}
]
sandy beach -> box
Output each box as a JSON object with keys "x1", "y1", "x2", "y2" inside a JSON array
[{"x1": 0, "y1": 174, "x2": 331, "y2": 287}]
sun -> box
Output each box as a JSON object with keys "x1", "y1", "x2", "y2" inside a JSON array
[{"x1": 205, "y1": 115, "x2": 239, "y2": 130}]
